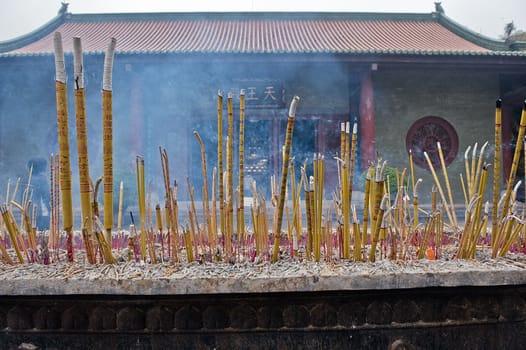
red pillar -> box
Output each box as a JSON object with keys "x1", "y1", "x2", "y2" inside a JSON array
[{"x1": 359, "y1": 71, "x2": 375, "y2": 169}]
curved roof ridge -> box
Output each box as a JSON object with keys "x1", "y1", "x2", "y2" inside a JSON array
[
  {"x1": 433, "y1": 11, "x2": 511, "y2": 51},
  {"x1": 0, "y1": 10, "x2": 67, "y2": 53}
]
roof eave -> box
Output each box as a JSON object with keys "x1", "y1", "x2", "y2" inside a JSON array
[
  {"x1": 433, "y1": 11, "x2": 511, "y2": 51},
  {"x1": 0, "y1": 11, "x2": 67, "y2": 53}
]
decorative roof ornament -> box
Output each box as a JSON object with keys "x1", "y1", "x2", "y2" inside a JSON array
[
  {"x1": 434, "y1": 2, "x2": 445, "y2": 14},
  {"x1": 58, "y1": 2, "x2": 69, "y2": 15}
]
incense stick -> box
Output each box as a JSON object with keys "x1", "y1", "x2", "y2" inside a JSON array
[
  {"x1": 53, "y1": 32, "x2": 74, "y2": 261},
  {"x1": 103, "y1": 37, "x2": 117, "y2": 245},
  {"x1": 272, "y1": 96, "x2": 300, "y2": 262}
]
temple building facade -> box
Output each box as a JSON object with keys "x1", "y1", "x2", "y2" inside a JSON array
[{"x1": 0, "y1": 6, "x2": 525, "y2": 207}]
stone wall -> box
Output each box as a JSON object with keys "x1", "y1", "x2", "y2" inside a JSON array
[{"x1": 1, "y1": 285, "x2": 526, "y2": 349}]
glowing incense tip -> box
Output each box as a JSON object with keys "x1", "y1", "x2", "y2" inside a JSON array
[
  {"x1": 73, "y1": 37, "x2": 84, "y2": 89},
  {"x1": 102, "y1": 37, "x2": 117, "y2": 91},
  {"x1": 218, "y1": 89, "x2": 222, "y2": 97},
  {"x1": 289, "y1": 95, "x2": 300, "y2": 117},
  {"x1": 240, "y1": 89, "x2": 245, "y2": 96},
  {"x1": 228, "y1": 92, "x2": 233, "y2": 99},
  {"x1": 437, "y1": 141, "x2": 442, "y2": 150},
  {"x1": 53, "y1": 32, "x2": 66, "y2": 83},
  {"x1": 496, "y1": 98, "x2": 502, "y2": 108},
  {"x1": 352, "y1": 122, "x2": 358, "y2": 134},
  {"x1": 345, "y1": 121, "x2": 350, "y2": 134},
  {"x1": 341, "y1": 122, "x2": 345, "y2": 132}
]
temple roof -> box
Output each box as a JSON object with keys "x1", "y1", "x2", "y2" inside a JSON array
[{"x1": 1, "y1": 10, "x2": 525, "y2": 57}]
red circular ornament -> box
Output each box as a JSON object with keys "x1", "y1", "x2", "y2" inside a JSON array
[{"x1": 406, "y1": 116, "x2": 459, "y2": 170}]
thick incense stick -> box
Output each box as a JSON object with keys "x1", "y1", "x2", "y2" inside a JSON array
[
  {"x1": 103, "y1": 38, "x2": 117, "y2": 245},
  {"x1": 349, "y1": 121, "x2": 358, "y2": 210},
  {"x1": 53, "y1": 32, "x2": 74, "y2": 262},
  {"x1": 369, "y1": 194, "x2": 389, "y2": 262},
  {"x1": 73, "y1": 37, "x2": 94, "y2": 256},
  {"x1": 272, "y1": 96, "x2": 300, "y2": 262},
  {"x1": 496, "y1": 101, "x2": 526, "y2": 247},
  {"x1": 301, "y1": 166, "x2": 313, "y2": 260},
  {"x1": 492, "y1": 99, "x2": 502, "y2": 245},
  {"x1": 341, "y1": 158, "x2": 350, "y2": 259}
]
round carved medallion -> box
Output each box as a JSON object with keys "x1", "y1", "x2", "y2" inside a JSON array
[{"x1": 406, "y1": 116, "x2": 458, "y2": 169}]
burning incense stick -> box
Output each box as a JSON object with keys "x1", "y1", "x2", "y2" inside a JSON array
[
  {"x1": 53, "y1": 32, "x2": 74, "y2": 262},
  {"x1": 272, "y1": 96, "x2": 300, "y2": 262},
  {"x1": 73, "y1": 37, "x2": 94, "y2": 253},
  {"x1": 492, "y1": 99, "x2": 502, "y2": 245},
  {"x1": 103, "y1": 38, "x2": 117, "y2": 245}
]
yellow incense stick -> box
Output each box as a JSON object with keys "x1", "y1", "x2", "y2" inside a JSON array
[
  {"x1": 492, "y1": 99, "x2": 502, "y2": 246},
  {"x1": 226, "y1": 92, "x2": 234, "y2": 257},
  {"x1": 496, "y1": 101, "x2": 526, "y2": 240},
  {"x1": 423, "y1": 151, "x2": 456, "y2": 228},
  {"x1": 73, "y1": 37, "x2": 94, "y2": 253},
  {"x1": 53, "y1": 32, "x2": 74, "y2": 261},
  {"x1": 437, "y1": 142, "x2": 458, "y2": 228},
  {"x1": 272, "y1": 96, "x2": 300, "y2": 262},
  {"x1": 103, "y1": 38, "x2": 117, "y2": 244}
]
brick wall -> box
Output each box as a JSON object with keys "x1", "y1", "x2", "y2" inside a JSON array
[{"x1": 373, "y1": 69, "x2": 499, "y2": 204}]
